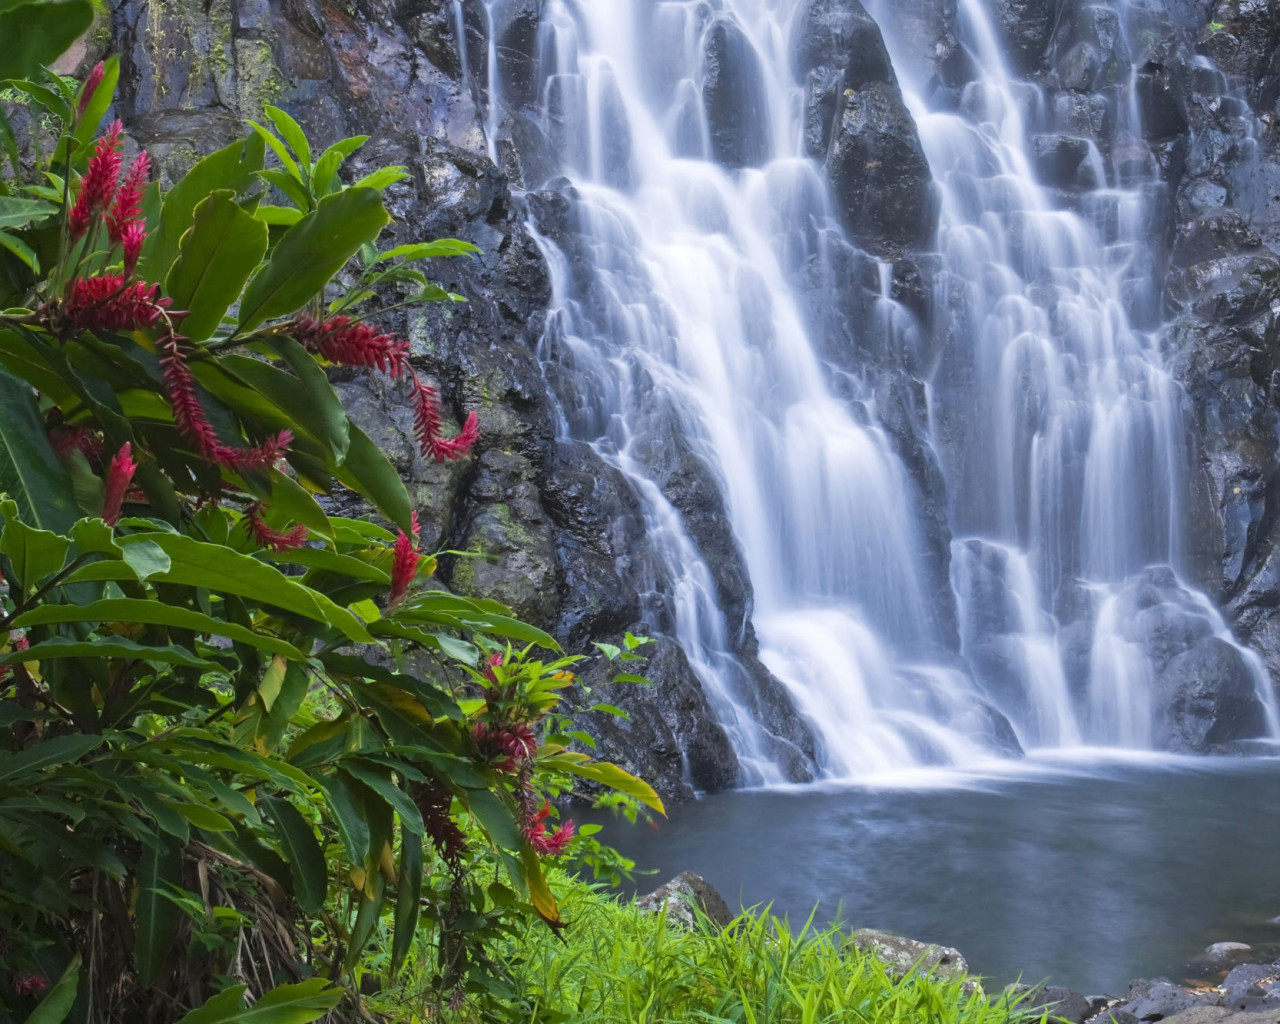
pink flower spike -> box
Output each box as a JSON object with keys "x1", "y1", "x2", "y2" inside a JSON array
[
  {"x1": 108, "y1": 151, "x2": 150, "y2": 245},
  {"x1": 122, "y1": 220, "x2": 146, "y2": 277},
  {"x1": 62, "y1": 274, "x2": 171, "y2": 332},
  {"x1": 102, "y1": 442, "x2": 137, "y2": 526},
  {"x1": 295, "y1": 314, "x2": 410, "y2": 378},
  {"x1": 411, "y1": 375, "x2": 480, "y2": 463},
  {"x1": 13, "y1": 973, "x2": 46, "y2": 997},
  {"x1": 244, "y1": 503, "x2": 308, "y2": 552},
  {"x1": 77, "y1": 62, "x2": 105, "y2": 120},
  {"x1": 387, "y1": 526, "x2": 421, "y2": 611}
]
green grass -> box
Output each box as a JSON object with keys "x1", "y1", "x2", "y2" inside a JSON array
[{"x1": 384, "y1": 877, "x2": 1043, "y2": 1024}]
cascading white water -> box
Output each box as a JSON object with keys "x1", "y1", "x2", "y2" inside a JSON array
[{"x1": 467, "y1": 0, "x2": 1280, "y2": 782}]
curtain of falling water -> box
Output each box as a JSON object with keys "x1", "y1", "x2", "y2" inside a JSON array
[{"x1": 465, "y1": 0, "x2": 1280, "y2": 781}]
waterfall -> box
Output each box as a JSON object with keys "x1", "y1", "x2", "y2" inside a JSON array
[{"x1": 466, "y1": 0, "x2": 1280, "y2": 783}]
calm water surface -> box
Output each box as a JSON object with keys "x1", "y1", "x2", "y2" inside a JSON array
[{"x1": 587, "y1": 754, "x2": 1280, "y2": 994}]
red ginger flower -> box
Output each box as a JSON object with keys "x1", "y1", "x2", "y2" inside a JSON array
[
  {"x1": 102, "y1": 442, "x2": 137, "y2": 526},
  {"x1": 244, "y1": 503, "x2": 308, "y2": 552},
  {"x1": 13, "y1": 973, "x2": 46, "y2": 997},
  {"x1": 295, "y1": 314, "x2": 410, "y2": 378},
  {"x1": 411, "y1": 782, "x2": 467, "y2": 868},
  {"x1": 482, "y1": 651, "x2": 503, "y2": 682},
  {"x1": 76, "y1": 61, "x2": 105, "y2": 120},
  {"x1": 387, "y1": 511, "x2": 420, "y2": 610},
  {"x1": 159, "y1": 333, "x2": 292, "y2": 470},
  {"x1": 62, "y1": 274, "x2": 171, "y2": 332},
  {"x1": 108, "y1": 151, "x2": 150, "y2": 245},
  {"x1": 67, "y1": 120, "x2": 123, "y2": 241},
  {"x1": 524, "y1": 800, "x2": 575, "y2": 857},
  {"x1": 473, "y1": 720, "x2": 538, "y2": 773},
  {"x1": 411, "y1": 375, "x2": 480, "y2": 463}
]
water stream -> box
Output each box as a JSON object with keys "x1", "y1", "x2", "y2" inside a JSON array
[{"x1": 465, "y1": 0, "x2": 1280, "y2": 783}]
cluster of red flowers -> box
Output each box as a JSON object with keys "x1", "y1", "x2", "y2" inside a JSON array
[
  {"x1": 472, "y1": 720, "x2": 538, "y2": 774},
  {"x1": 292, "y1": 313, "x2": 480, "y2": 465},
  {"x1": 295, "y1": 314, "x2": 410, "y2": 378},
  {"x1": 522, "y1": 799, "x2": 575, "y2": 857},
  {"x1": 66, "y1": 117, "x2": 151, "y2": 277},
  {"x1": 12, "y1": 973, "x2": 47, "y2": 997},
  {"x1": 411, "y1": 781, "x2": 467, "y2": 869},
  {"x1": 244, "y1": 503, "x2": 308, "y2": 552},
  {"x1": 159, "y1": 333, "x2": 292, "y2": 471},
  {"x1": 61, "y1": 275, "x2": 171, "y2": 333},
  {"x1": 48, "y1": 424, "x2": 104, "y2": 462},
  {"x1": 386, "y1": 511, "x2": 421, "y2": 610}
]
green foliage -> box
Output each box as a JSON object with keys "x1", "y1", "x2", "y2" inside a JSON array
[
  {"x1": 385, "y1": 876, "x2": 1041, "y2": 1024},
  {"x1": 0, "y1": 49, "x2": 660, "y2": 1024}
]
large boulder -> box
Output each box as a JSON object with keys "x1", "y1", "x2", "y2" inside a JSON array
[
  {"x1": 850, "y1": 929, "x2": 968, "y2": 979},
  {"x1": 702, "y1": 17, "x2": 771, "y2": 169},
  {"x1": 1152, "y1": 638, "x2": 1269, "y2": 751},
  {"x1": 636, "y1": 871, "x2": 735, "y2": 930},
  {"x1": 827, "y1": 81, "x2": 937, "y2": 258}
]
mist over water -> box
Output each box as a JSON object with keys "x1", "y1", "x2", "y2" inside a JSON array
[{"x1": 467, "y1": 0, "x2": 1280, "y2": 784}]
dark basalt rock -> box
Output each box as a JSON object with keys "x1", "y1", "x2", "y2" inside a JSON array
[
  {"x1": 827, "y1": 81, "x2": 938, "y2": 258},
  {"x1": 1153, "y1": 638, "x2": 1269, "y2": 752},
  {"x1": 793, "y1": 0, "x2": 896, "y2": 91},
  {"x1": 702, "y1": 17, "x2": 771, "y2": 169},
  {"x1": 990, "y1": 0, "x2": 1062, "y2": 75}
]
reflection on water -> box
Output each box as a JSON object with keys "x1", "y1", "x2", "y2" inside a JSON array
[{"x1": 587, "y1": 756, "x2": 1280, "y2": 993}]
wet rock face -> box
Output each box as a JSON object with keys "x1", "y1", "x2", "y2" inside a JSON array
[
  {"x1": 827, "y1": 82, "x2": 938, "y2": 258},
  {"x1": 1153, "y1": 637, "x2": 1269, "y2": 751},
  {"x1": 991, "y1": 0, "x2": 1061, "y2": 75},
  {"x1": 703, "y1": 17, "x2": 772, "y2": 169}
]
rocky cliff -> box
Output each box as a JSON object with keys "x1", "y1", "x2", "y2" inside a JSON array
[{"x1": 85, "y1": 0, "x2": 1280, "y2": 794}]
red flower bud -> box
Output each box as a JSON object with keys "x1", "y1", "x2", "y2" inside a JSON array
[
  {"x1": 387, "y1": 512, "x2": 421, "y2": 610},
  {"x1": 102, "y1": 442, "x2": 137, "y2": 526},
  {"x1": 108, "y1": 151, "x2": 150, "y2": 246},
  {"x1": 77, "y1": 62, "x2": 105, "y2": 119},
  {"x1": 62, "y1": 274, "x2": 171, "y2": 332}
]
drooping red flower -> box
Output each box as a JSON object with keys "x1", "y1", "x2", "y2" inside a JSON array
[
  {"x1": 387, "y1": 513, "x2": 421, "y2": 610},
  {"x1": 523, "y1": 800, "x2": 575, "y2": 857},
  {"x1": 108, "y1": 151, "x2": 150, "y2": 245},
  {"x1": 411, "y1": 782, "x2": 467, "y2": 868},
  {"x1": 295, "y1": 314, "x2": 410, "y2": 378},
  {"x1": 66, "y1": 120, "x2": 123, "y2": 241},
  {"x1": 102, "y1": 442, "x2": 137, "y2": 526},
  {"x1": 411, "y1": 375, "x2": 479, "y2": 463},
  {"x1": 12, "y1": 973, "x2": 46, "y2": 997},
  {"x1": 244, "y1": 503, "x2": 308, "y2": 552},
  {"x1": 159, "y1": 333, "x2": 292, "y2": 470},
  {"x1": 473, "y1": 720, "x2": 537, "y2": 773},
  {"x1": 76, "y1": 61, "x2": 105, "y2": 120},
  {"x1": 62, "y1": 274, "x2": 171, "y2": 332}
]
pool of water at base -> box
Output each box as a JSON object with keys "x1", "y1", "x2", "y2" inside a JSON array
[{"x1": 580, "y1": 752, "x2": 1280, "y2": 994}]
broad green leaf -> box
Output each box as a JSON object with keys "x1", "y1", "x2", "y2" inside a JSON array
[
  {"x1": 254, "y1": 205, "x2": 303, "y2": 226},
  {"x1": 139, "y1": 133, "x2": 266, "y2": 281},
  {"x1": 166, "y1": 190, "x2": 270, "y2": 341},
  {"x1": 0, "y1": 734, "x2": 100, "y2": 782},
  {"x1": 261, "y1": 469, "x2": 334, "y2": 541},
  {"x1": 0, "y1": 228, "x2": 40, "y2": 273},
  {"x1": 333, "y1": 421, "x2": 412, "y2": 533},
  {"x1": 0, "y1": 501, "x2": 68, "y2": 592},
  {"x1": 173, "y1": 978, "x2": 342, "y2": 1024},
  {"x1": 11, "y1": 599, "x2": 309, "y2": 660},
  {"x1": 134, "y1": 837, "x2": 182, "y2": 986},
  {"x1": 391, "y1": 828, "x2": 423, "y2": 974},
  {"x1": 0, "y1": 1, "x2": 93, "y2": 82},
  {"x1": 2, "y1": 636, "x2": 217, "y2": 670},
  {"x1": 263, "y1": 105, "x2": 312, "y2": 173},
  {"x1": 237, "y1": 187, "x2": 390, "y2": 332},
  {"x1": 0, "y1": 196, "x2": 58, "y2": 230},
  {"x1": 339, "y1": 761, "x2": 423, "y2": 835},
  {"x1": 520, "y1": 845, "x2": 561, "y2": 925},
  {"x1": 256, "y1": 168, "x2": 311, "y2": 212},
  {"x1": 557, "y1": 760, "x2": 666, "y2": 814},
  {"x1": 22, "y1": 953, "x2": 81, "y2": 1024},
  {"x1": 311, "y1": 135, "x2": 368, "y2": 196},
  {"x1": 266, "y1": 546, "x2": 389, "y2": 584},
  {"x1": 353, "y1": 166, "x2": 409, "y2": 191},
  {"x1": 261, "y1": 796, "x2": 326, "y2": 913},
  {"x1": 5, "y1": 81, "x2": 70, "y2": 122},
  {"x1": 343, "y1": 871, "x2": 387, "y2": 972},
  {"x1": 0, "y1": 368, "x2": 79, "y2": 536},
  {"x1": 313, "y1": 771, "x2": 370, "y2": 867},
  {"x1": 462, "y1": 785, "x2": 521, "y2": 852},
  {"x1": 377, "y1": 238, "x2": 481, "y2": 262},
  {"x1": 116, "y1": 533, "x2": 373, "y2": 642}
]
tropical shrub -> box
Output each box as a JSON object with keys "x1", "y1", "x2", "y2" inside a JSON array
[{"x1": 0, "y1": 30, "x2": 661, "y2": 1024}]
